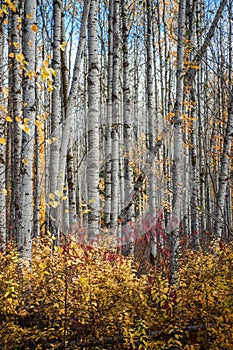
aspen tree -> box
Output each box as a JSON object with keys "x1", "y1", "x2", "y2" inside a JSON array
[
  {"x1": 0, "y1": 19, "x2": 6, "y2": 248},
  {"x1": 49, "y1": 0, "x2": 62, "y2": 211},
  {"x1": 9, "y1": 0, "x2": 22, "y2": 241},
  {"x1": 19, "y1": 0, "x2": 37, "y2": 260},
  {"x1": 87, "y1": 0, "x2": 100, "y2": 240},
  {"x1": 111, "y1": 0, "x2": 120, "y2": 235},
  {"x1": 169, "y1": 0, "x2": 186, "y2": 285},
  {"x1": 58, "y1": 0, "x2": 91, "y2": 207},
  {"x1": 121, "y1": 0, "x2": 133, "y2": 217},
  {"x1": 146, "y1": 0, "x2": 157, "y2": 263},
  {"x1": 214, "y1": 9, "x2": 233, "y2": 239},
  {"x1": 104, "y1": 0, "x2": 113, "y2": 227}
]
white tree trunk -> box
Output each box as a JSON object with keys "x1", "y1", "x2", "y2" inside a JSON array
[
  {"x1": 10, "y1": 0, "x2": 23, "y2": 241},
  {"x1": 146, "y1": 0, "x2": 157, "y2": 264},
  {"x1": 111, "y1": 0, "x2": 120, "y2": 236},
  {"x1": 169, "y1": 0, "x2": 186, "y2": 284},
  {"x1": 87, "y1": 0, "x2": 100, "y2": 241},
  {"x1": 122, "y1": 0, "x2": 133, "y2": 220},
  {"x1": 58, "y1": 0, "x2": 91, "y2": 193},
  {"x1": 104, "y1": 0, "x2": 113, "y2": 227},
  {"x1": 19, "y1": 0, "x2": 37, "y2": 260},
  {"x1": 49, "y1": 0, "x2": 62, "y2": 195},
  {"x1": 0, "y1": 21, "x2": 6, "y2": 249},
  {"x1": 214, "y1": 90, "x2": 233, "y2": 239},
  {"x1": 48, "y1": 0, "x2": 62, "y2": 239}
]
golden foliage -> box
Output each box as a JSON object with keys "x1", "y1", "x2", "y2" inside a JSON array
[{"x1": 1, "y1": 240, "x2": 233, "y2": 349}]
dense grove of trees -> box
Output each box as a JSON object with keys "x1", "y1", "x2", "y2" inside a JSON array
[{"x1": 0, "y1": 0, "x2": 232, "y2": 281}]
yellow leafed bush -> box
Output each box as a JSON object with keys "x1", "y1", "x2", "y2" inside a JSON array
[{"x1": 1, "y1": 239, "x2": 233, "y2": 349}]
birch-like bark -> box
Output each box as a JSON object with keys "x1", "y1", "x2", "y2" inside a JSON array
[
  {"x1": 9, "y1": 0, "x2": 22, "y2": 241},
  {"x1": 111, "y1": 0, "x2": 120, "y2": 235},
  {"x1": 19, "y1": 0, "x2": 37, "y2": 260},
  {"x1": 121, "y1": 0, "x2": 134, "y2": 227},
  {"x1": 104, "y1": 0, "x2": 113, "y2": 227},
  {"x1": 58, "y1": 0, "x2": 91, "y2": 194},
  {"x1": 190, "y1": 85, "x2": 200, "y2": 249},
  {"x1": 146, "y1": 0, "x2": 157, "y2": 264},
  {"x1": 185, "y1": 0, "x2": 227, "y2": 84},
  {"x1": 61, "y1": 10, "x2": 77, "y2": 229},
  {"x1": 49, "y1": 0, "x2": 62, "y2": 196},
  {"x1": 0, "y1": 21, "x2": 6, "y2": 248},
  {"x1": 169, "y1": 0, "x2": 186, "y2": 285},
  {"x1": 213, "y1": 4, "x2": 233, "y2": 239},
  {"x1": 48, "y1": 0, "x2": 62, "y2": 240},
  {"x1": 87, "y1": 0, "x2": 100, "y2": 240},
  {"x1": 186, "y1": 1, "x2": 200, "y2": 249}
]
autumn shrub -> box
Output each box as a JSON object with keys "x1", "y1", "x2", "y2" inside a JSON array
[{"x1": 1, "y1": 239, "x2": 233, "y2": 349}]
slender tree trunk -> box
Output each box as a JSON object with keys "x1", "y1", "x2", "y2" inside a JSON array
[
  {"x1": 213, "y1": 0, "x2": 233, "y2": 240},
  {"x1": 0, "y1": 20, "x2": 6, "y2": 248},
  {"x1": 49, "y1": 0, "x2": 62, "y2": 196},
  {"x1": 169, "y1": 0, "x2": 186, "y2": 285},
  {"x1": 214, "y1": 91, "x2": 233, "y2": 238},
  {"x1": 146, "y1": 0, "x2": 157, "y2": 264},
  {"x1": 19, "y1": 0, "x2": 37, "y2": 260},
  {"x1": 121, "y1": 0, "x2": 134, "y2": 225},
  {"x1": 190, "y1": 85, "x2": 200, "y2": 249},
  {"x1": 111, "y1": 0, "x2": 120, "y2": 236},
  {"x1": 104, "y1": 0, "x2": 113, "y2": 227},
  {"x1": 58, "y1": 0, "x2": 91, "y2": 196},
  {"x1": 9, "y1": 0, "x2": 22, "y2": 241},
  {"x1": 62, "y1": 23, "x2": 77, "y2": 232},
  {"x1": 87, "y1": 0, "x2": 100, "y2": 241},
  {"x1": 48, "y1": 0, "x2": 62, "y2": 239}
]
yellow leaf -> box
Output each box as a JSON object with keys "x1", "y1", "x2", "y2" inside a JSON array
[
  {"x1": 0, "y1": 138, "x2": 6, "y2": 145},
  {"x1": 19, "y1": 124, "x2": 31, "y2": 134},
  {"x1": 34, "y1": 120, "x2": 42, "y2": 127},
  {"x1": 48, "y1": 85, "x2": 54, "y2": 93},
  {"x1": 31, "y1": 24, "x2": 38, "y2": 32},
  {"x1": 2, "y1": 88, "x2": 8, "y2": 96},
  {"x1": 24, "y1": 125, "x2": 30, "y2": 134},
  {"x1": 49, "y1": 200, "x2": 59, "y2": 208},
  {"x1": 46, "y1": 138, "x2": 53, "y2": 145},
  {"x1": 43, "y1": 59, "x2": 49, "y2": 67},
  {"x1": 4, "y1": 290, "x2": 11, "y2": 298},
  {"x1": 49, "y1": 193, "x2": 55, "y2": 200},
  {"x1": 13, "y1": 42, "x2": 19, "y2": 48},
  {"x1": 15, "y1": 116, "x2": 22, "y2": 122},
  {"x1": 39, "y1": 262, "x2": 47, "y2": 270},
  {"x1": 55, "y1": 190, "x2": 61, "y2": 197},
  {"x1": 9, "y1": 52, "x2": 14, "y2": 58},
  {"x1": 3, "y1": 19, "x2": 8, "y2": 25},
  {"x1": 16, "y1": 53, "x2": 25, "y2": 62},
  {"x1": 5, "y1": 116, "x2": 12, "y2": 122},
  {"x1": 22, "y1": 158, "x2": 28, "y2": 165},
  {"x1": 2, "y1": 5, "x2": 8, "y2": 15},
  {"x1": 26, "y1": 13, "x2": 32, "y2": 19},
  {"x1": 2, "y1": 188, "x2": 7, "y2": 195},
  {"x1": 59, "y1": 41, "x2": 67, "y2": 51},
  {"x1": 82, "y1": 209, "x2": 91, "y2": 214}
]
